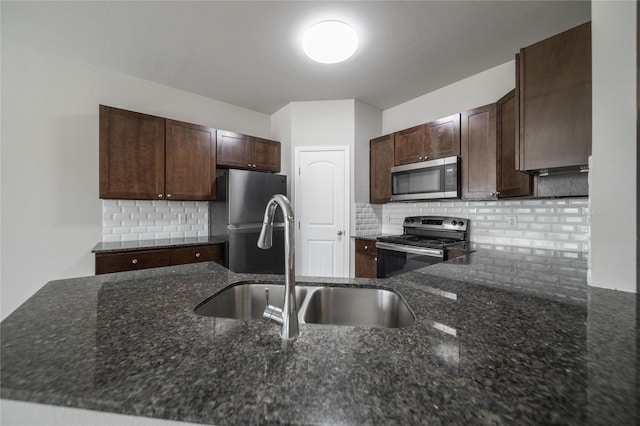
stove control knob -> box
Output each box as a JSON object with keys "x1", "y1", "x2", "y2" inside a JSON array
[
  {"x1": 406, "y1": 218, "x2": 414, "y2": 224},
  {"x1": 457, "y1": 221, "x2": 464, "y2": 226},
  {"x1": 451, "y1": 220, "x2": 457, "y2": 226}
]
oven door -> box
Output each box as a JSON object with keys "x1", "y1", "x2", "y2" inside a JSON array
[{"x1": 376, "y1": 242, "x2": 444, "y2": 278}]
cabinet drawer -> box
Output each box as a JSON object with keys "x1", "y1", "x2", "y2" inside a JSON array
[
  {"x1": 95, "y1": 249, "x2": 171, "y2": 274},
  {"x1": 170, "y1": 244, "x2": 224, "y2": 265},
  {"x1": 355, "y1": 239, "x2": 377, "y2": 256}
]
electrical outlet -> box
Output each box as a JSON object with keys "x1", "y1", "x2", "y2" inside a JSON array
[
  {"x1": 178, "y1": 214, "x2": 187, "y2": 224},
  {"x1": 507, "y1": 216, "x2": 517, "y2": 228}
]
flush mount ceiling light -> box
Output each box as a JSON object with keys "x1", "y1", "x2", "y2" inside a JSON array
[{"x1": 302, "y1": 20, "x2": 358, "y2": 64}]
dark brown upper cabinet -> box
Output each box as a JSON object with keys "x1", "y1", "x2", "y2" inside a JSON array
[
  {"x1": 516, "y1": 22, "x2": 592, "y2": 172},
  {"x1": 427, "y1": 114, "x2": 461, "y2": 159},
  {"x1": 370, "y1": 133, "x2": 395, "y2": 204},
  {"x1": 394, "y1": 124, "x2": 427, "y2": 165},
  {"x1": 461, "y1": 91, "x2": 532, "y2": 200},
  {"x1": 217, "y1": 130, "x2": 281, "y2": 172},
  {"x1": 99, "y1": 105, "x2": 216, "y2": 201},
  {"x1": 394, "y1": 114, "x2": 460, "y2": 166},
  {"x1": 165, "y1": 120, "x2": 217, "y2": 200}
]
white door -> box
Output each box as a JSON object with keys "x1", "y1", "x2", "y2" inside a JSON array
[{"x1": 295, "y1": 147, "x2": 349, "y2": 277}]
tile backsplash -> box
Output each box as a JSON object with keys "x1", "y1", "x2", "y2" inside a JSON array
[
  {"x1": 103, "y1": 197, "x2": 589, "y2": 253},
  {"x1": 355, "y1": 197, "x2": 589, "y2": 253},
  {"x1": 102, "y1": 200, "x2": 209, "y2": 242}
]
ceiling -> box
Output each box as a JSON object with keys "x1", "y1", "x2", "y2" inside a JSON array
[{"x1": 2, "y1": 1, "x2": 591, "y2": 115}]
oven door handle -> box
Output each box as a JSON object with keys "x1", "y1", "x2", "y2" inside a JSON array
[{"x1": 376, "y1": 242, "x2": 443, "y2": 257}]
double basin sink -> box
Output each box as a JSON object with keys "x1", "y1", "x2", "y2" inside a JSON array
[{"x1": 194, "y1": 281, "x2": 415, "y2": 329}]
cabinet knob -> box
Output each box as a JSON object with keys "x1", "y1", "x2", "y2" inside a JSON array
[
  {"x1": 252, "y1": 164, "x2": 257, "y2": 168},
  {"x1": 364, "y1": 245, "x2": 368, "y2": 249},
  {"x1": 167, "y1": 194, "x2": 172, "y2": 198},
  {"x1": 195, "y1": 252, "x2": 201, "y2": 258},
  {"x1": 158, "y1": 194, "x2": 163, "y2": 198},
  {"x1": 132, "y1": 259, "x2": 138, "y2": 264},
  {"x1": 248, "y1": 163, "x2": 252, "y2": 167}
]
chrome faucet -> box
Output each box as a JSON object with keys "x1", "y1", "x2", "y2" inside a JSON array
[{"x1": 257, "y1": 194, "x2": 299, "y2": 340}]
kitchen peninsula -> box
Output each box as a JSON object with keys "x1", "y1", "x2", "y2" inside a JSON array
[{"x1": 1, "y1": 248, "x2": 637, "y2": 425}]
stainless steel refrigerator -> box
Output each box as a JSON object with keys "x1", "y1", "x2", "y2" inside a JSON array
[{"x1": 210, "y1": 169, "x2": 287, "y2": 274}]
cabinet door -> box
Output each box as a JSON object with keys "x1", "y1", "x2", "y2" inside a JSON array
[
  {"x1": 394, "y1": 124, "x2": 428, "y2": 165},
  {"x1": 354, "y1": 239, "x2": 377, "y2": 278},
  {"x1": 370, "y1": 134, "x2": 394, "y2": 204},
  {"x1": 497, "y1": 90, "x2": 532, "y2": 197},
  {"x1": 165, "y1": 120, "x2": 217, "y2": 201},
  {"x1": 517, "y1": 22, "x2": 591, "y2": 171},
  {"x1": 252, "y1": 137, "x2": 281, "y2": 172},
  {"x1": 216, "y1": 130, "x2": 252, "y2": 169},
  {"x1": 461, "y1": 104, "x2": 497, "y2": 199},
  {"x1": 99, "y1": 105, "x2": 165, "y2": 200},
  {"x1": 426, "y1": 114, "x2": 460, "y2": 159}
]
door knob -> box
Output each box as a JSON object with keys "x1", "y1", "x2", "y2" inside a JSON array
[{"x1": 337, "y1": 230, "x2": 343, "y2": 236}]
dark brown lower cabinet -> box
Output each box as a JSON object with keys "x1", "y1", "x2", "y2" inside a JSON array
[
  {"x1": 95, "y1": 244, "x2": 224, "y2": 275},
  {"x1": 355, "y1": 238, "x2": 377, "y2": 278}
]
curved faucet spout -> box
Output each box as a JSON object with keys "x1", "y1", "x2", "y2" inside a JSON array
[{"x1": 257, "y1": 194, "x2": 298, "y2": 340}]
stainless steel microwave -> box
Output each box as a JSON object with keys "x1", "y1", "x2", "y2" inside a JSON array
[{"x1": 390, "y1": 156, "x2": 460, "y2": 201}]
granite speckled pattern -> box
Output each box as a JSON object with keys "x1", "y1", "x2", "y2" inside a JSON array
[
  {"x1": 91, "y1": 236, "x2": 226, "y2": 253},
  {"x1": 1, "y1": 249, "x2": 638, "y2": 425}
]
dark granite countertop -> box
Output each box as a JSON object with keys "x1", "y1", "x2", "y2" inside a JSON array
[
  {"x1": 92, "y1": 236, "x2": 226, "y2": 253},
  {"x1": 1, "y1": 248, "x2": 638, "y2": 425}
]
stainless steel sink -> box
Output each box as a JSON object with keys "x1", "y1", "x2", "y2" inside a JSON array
[
  {"x1": 194, "y1": 282, "x2": 307, "y2": 320},
  {"x1": 195, "y1": 281, "x2": 415, "y2": 329},
  {"x1": 301, "y1": 286, "x2": 415, "y2": 328}
]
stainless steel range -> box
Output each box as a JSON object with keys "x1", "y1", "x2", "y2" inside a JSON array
[{"x1": 376, "y1": 216, "x2": 469, "y2": 278}]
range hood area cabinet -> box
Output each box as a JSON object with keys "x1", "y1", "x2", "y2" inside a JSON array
[
  {"x1": 461, "y1": 90, "x2": 533, "y2": 200},
  {"x1": 394, "y1": 114, "x2": 461, "y2": 166},
  {"x1": 99, "y1": 105, "x2": 217, "y2": 201},
  {"x1": 369, "y1": 133, "x2": 394, "y2": 204},
  {"x1": 516, "y1": 21, "x2": 592, "y2": 172},
  {"x1": 217, "y1": 130, "x2": 281, "y2": 173}
]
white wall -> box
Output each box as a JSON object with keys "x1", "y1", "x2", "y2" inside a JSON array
[
  {"x1": 590, "y1": 1, "x2": 637, "y2": 292},
  {"x1": 382, "y1": 61, "x2": 515, "y2": 134},
  {"x1": 354, "y1": 101, "x2": 382, "y2": 203},
  {"x1": 0, "y1": 43, "x2": 271, "y2": 320},
  {"x1": 272, "y1": 100, "x2": 362, "y2": 276},
  {"x1": 270, "y1": 104, "x2": 293, "y2": 196}
]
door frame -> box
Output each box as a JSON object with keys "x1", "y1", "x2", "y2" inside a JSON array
[{"x1": 293, "y1": 145, "x2": 351, "y2": 277}]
